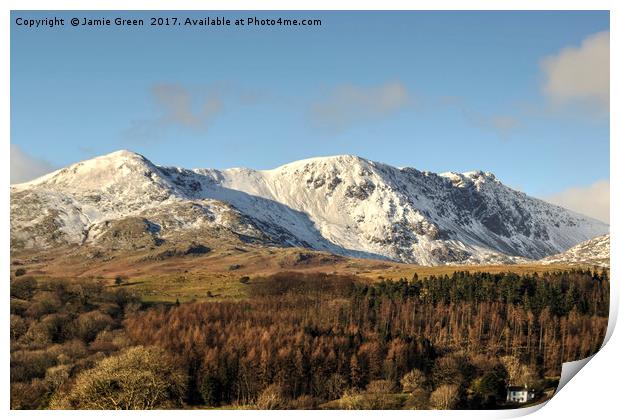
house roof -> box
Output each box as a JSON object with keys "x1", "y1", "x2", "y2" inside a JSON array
[{"x1": 507, "y1": 386, "x2": 530, "y2": 392}]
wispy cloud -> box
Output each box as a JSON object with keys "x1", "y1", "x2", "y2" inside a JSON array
[
  {"x1": 309, "y1": 81, "x2": 411, "y2": 132},
  {"x1": 151, "y1": 84, "x2": 223, "y2": 128},
  {"x1": 10, "y1": 144, "x2": 55, "y2": 184},
  {"x1": 540, "y1": 31, "x2": 609, "y2": 113},
  {"x1": 543, "y1": 179, "x2": 609, "y2": 223},
  {"x1": 439, "y1": 96, "x2": 521, "y2": 138},
  {"x1": 125, "y1": 83, "x2": 223, "y2": 143},
  {"x1": 473, "y1": 114, "x2": 521, "y2": 138}
]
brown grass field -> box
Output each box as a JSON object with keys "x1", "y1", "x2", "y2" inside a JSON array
[{"x1": 11, "y1": 244, "x2": 588, "y2": 303}]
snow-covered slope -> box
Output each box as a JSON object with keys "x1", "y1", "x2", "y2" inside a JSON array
[
  {"x1": 538, "y1": 234, "x2": 610, "y2": 268},
  {"x1": 10, "y1": 150, "x2": 609, "y2": 265}
]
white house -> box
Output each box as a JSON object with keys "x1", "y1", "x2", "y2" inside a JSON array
[{"x1": 506, "y1": 386, "x2": 536, "y2": 403}]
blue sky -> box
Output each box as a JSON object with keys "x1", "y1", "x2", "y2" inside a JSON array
[{"x1": 11, "y1": 11, "x2": 609, "y2": 212}]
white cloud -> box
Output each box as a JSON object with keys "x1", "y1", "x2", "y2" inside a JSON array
[
  {"x1": 125, "y1": 83, "x2": 223, "y2": 143},
  {"x1": 541, "y1": 31, "x2": 610, "y2": 112},
  {"x1": 310, "y1": 81, "x2": 411, "y2": 131},
  {"x1": 10, "y1": 144, "x2": 55, "y2": 184},
  {"x1": 544, "y1": 179, "x2": 609, "y2": 223}
]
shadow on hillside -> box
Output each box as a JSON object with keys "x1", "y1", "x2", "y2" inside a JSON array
[{"x1": 160, "y1": 167, "x2": 388, "y2": 261}]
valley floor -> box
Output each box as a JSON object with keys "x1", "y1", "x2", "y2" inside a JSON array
[{"x1": 11, "y1": 245, "x2": 591, "y2": 304}]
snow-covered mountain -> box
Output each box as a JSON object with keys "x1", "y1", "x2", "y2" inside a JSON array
[
  {"x1": 10, "y1": 150, "x2": 609, "y2": 265},
  {"x1": 539, "y1": 234, "x2": 610, "y2": 268}
]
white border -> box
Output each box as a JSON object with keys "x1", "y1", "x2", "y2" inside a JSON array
[{"x1": 2, "y1": 1, "x2": 617, "y2": 419}]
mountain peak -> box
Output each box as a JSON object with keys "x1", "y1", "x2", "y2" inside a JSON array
[
  {"x1": 15, "y1": 149, "x2": 161, "y2": 192},
  {"x1": 84, "y1": 149, "x2": 154, "y2": 168},
  {"x1": 104, "y1": 149, "x2": 145, "y2": 160},
  {"x1": 439, "y1": 170, "x2": 499, "y2": 190},
  {"x1": 463, "y1": 170, "x2": 497, "y2": 181},
  {"x1": 267, "y1": 154, "x2": 372, "y2": 172}
]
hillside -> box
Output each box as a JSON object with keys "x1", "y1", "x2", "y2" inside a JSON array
[{"x1": 539, "y1": 234, "x2": 610, "y2": 268}]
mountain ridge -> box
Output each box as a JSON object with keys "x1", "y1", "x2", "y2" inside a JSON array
[{"x1": 10, "y1": 150, "x2": 608, "y2": 265}]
